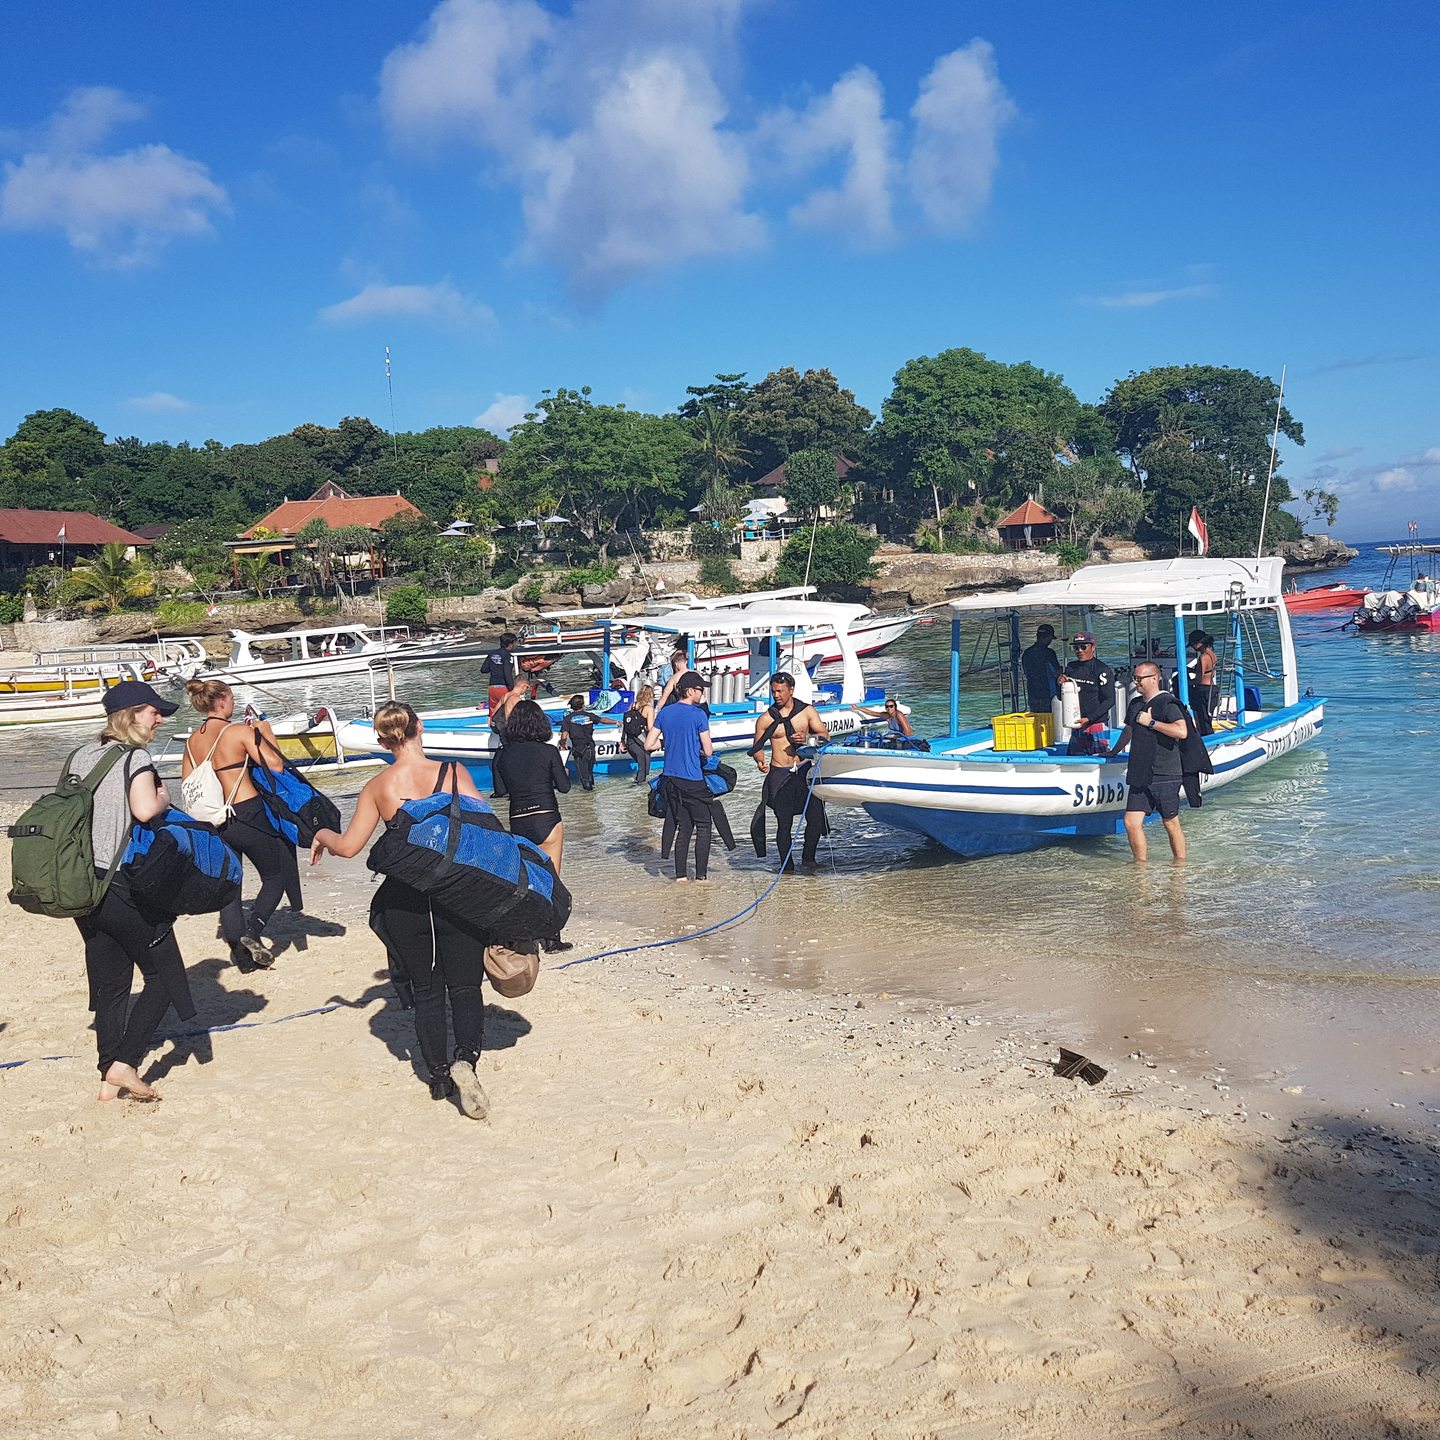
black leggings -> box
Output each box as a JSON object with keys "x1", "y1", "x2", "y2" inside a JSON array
[
  {"x1": 371, "y1": 878, "x2": 485, "y2": 1082},
  {"x1": 76, "y1": 878, "x2": 193, "y2": 1077},
  {"x1": 623, "y1": 737, "x2": 651, "y2": 782},
  {"x1": 220, "y1": 798, "x2": 300, "y2": 946}
]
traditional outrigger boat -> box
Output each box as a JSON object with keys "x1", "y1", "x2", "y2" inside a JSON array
[
  {"x1": 0, "y1": 660, "x2": 155, "y2": 727},
  {"x1": 813, "y1": 558, "x2": 1325, "y2": 857},
  {"x1": 335, "y1": 601, "x2": 895, "y2": 778}
]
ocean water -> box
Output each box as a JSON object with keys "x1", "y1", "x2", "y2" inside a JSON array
[{"x1": 5, "y1": 544, "x2": 1437, "y2": 1108}]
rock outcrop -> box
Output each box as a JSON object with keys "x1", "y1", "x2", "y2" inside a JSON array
[{"x1": 1274, "y1": 534, "x2": 1358, "y2": 571}]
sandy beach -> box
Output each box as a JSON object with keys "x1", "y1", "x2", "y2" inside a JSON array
[{"x1": 2, "y1": 825, "x2": 1439, "y2": 1440}]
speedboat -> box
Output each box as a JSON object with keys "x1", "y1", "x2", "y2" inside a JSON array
[
  {"x1": 205, "y1": 623, "x2": 484, "y2": 685},
  {"x1": 813, "y1": 558, "x2": 1325, "y2": 858},
  {"x1": 1350, "y1": 545, "x2": 1440, "y2": 631},
  {"x1": 1282, "y1": 582, "x2": 1368, "y2": 612},
  {"x1": 335, "y1": 601, "x2": 897, "y2": 778}
]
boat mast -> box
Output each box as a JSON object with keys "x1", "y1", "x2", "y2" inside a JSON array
[{"x1": 1255, "y1": 364, "x2": 1287, "y2": 559}]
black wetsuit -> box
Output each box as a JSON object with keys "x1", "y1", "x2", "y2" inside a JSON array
[
  {"x1": 560, "y1": 710, "x2": 601, "y2": 791},
  {"x1": 493, "y1": 740, "x2": 570, "y2": 846},
  {"x1": 748, "y1": 701, "x2": 829, "y2": 867},
  {"x1": 368, "y1": 765, "x2": 488, "y2": 1082},
  {"x1": 622, "y1": 706, "x2": 651, "y2": 782}
]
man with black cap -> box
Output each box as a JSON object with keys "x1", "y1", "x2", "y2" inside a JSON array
[
  {"x1": 644, "y1": 671, "x2": 714, "y2": 881},
  {"x1": 1058, "y1": 631, "x2": 1114, "y2": 754},
  {"x1": 1020, "y1": 623, "x2": 1061, "y2": 713}
]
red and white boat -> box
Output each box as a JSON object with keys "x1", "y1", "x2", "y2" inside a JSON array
[{"x1": 1351, "y1": 545, "x2": 1440, "y2": 631}]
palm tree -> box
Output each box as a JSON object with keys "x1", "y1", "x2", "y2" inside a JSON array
[
  {"x1": 67, "y1": 543, "x2": 154, "y2": 614},
  {"x1": 235, "y1": 552, "x2": 276, "y2": 599},
  {"x1": 689, "y1": 405, "x2": 750, "y2": 486}
]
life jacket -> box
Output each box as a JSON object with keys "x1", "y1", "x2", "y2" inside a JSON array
[
  {"x1": 367, "y1": 764, "x2": 572, "y2": 943},
  {"x1": 248, "y1": 733, "x2": 342, "y2": 846},
  {"x1": 123, "y1": 808, "x2": 243, "y2": 915}
]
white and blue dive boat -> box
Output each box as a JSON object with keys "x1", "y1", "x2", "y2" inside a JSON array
[
  {"x1": 334, "y1": 600, "x2": 893, "y2": 780},
  {"x1": 812, "y1": 558, "x2": 1325, "y2": 858}
]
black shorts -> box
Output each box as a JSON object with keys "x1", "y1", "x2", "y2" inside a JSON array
[{"x1": 1126, "y1": 780, "x2": 1182, "y2": 820}]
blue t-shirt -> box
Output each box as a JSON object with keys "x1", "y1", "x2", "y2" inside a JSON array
[{"x1": 655, "y1": 702, "x2": 709, "y2": 782}]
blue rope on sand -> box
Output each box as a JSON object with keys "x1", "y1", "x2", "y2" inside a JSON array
[{"x1": 0, "y1": 1003, "x2": 343, "y2": 1071}]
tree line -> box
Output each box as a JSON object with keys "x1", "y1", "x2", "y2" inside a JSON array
[{"x1": 0, "y1": 352, "x2": 1338, "y2": 602}]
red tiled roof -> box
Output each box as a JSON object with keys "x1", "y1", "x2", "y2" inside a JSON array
[
  {"x1": 998, "y1": 499, "x2": 1057, "y2": 528},
  {"x1": 753, "y1": 454, "x2": 859, "y2": 488},
  {"x1": 0, "y1": 508, "x2": 149, "y2": 546},
  {"x1": 243, "y1": 493, "x2": 422, "y2": 538}
]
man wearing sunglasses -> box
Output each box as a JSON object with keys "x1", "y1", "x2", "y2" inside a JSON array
[
  {"x1": 1057, "y1": 632, "x2": 1114, "y2": 754},
  {"x1": 1115, "y1": 662, "x2": 1190, "y2": 862}
]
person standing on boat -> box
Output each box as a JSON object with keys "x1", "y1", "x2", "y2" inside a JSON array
[
  {"x1": 1058, "y1": 632, "x2": 1114, "y2": 754},
  {"x1": 1021, "y1": 624, "x2": 1061, "y2": 713},
  {"x1": 484, "y1": 632, "x2": 518, "y2": 713},
  {"x1": 645, "y1": 671, "x2": 714, "y2": 883},
  {"x1": 182, "y1": 678, "x2": 302, "y2": 970},
  {"x1": 656, "y1": 646, "x2": 691, "y2": 709},
  {"x1": 1115, "y1": 662, "x2": 1189, "y2": 864},
  {"x1": 750, "y1": 671, "x2": 832, "y2": 873},
  {"x1": 1187, "y1": 631, "x2": 1218, "y2": 736}
]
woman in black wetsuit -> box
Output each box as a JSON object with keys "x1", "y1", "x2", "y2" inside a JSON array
[
  {"x1": 182, "y1": 678, "x2": 302, "y2": 970},
  {"x1": 491, "y1": 700, "x2": 572, "y2": 953},
  {"x1": 309, "y1": 702, "x2": 493, "y2": 1119}
]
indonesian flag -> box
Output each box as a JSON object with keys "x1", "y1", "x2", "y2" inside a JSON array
[
  {"x1": 206, "y1": 604, "x2": 220, "y2": 617},
  {"x1": 57, "y1": 524, "x2": 66, "y2": 541},
  {"x1": 1187, "y1": 507, "x2": 1209, "y2": 555}
]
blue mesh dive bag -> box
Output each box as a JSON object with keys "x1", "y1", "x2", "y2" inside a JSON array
[
  {"x1": 123, "y1": 808, "x2": 243, "y2": 915},
  {"x1": 367, "y1": 770, "x2": 571, "y2": 943},
  {"x1": 250, "y1": 733, "x2": 342, "y2": 846}
]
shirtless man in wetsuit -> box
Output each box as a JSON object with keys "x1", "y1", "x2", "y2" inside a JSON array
[{"x1": 751, "y1": 671, "x2": 832, "y2": 871}]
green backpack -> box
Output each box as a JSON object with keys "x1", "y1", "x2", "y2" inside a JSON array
[{"x1": 7, "y1": 745, "x2": 135, "y2": 919}]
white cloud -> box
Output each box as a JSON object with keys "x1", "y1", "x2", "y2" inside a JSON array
[
  {"x1": 1319, "y1": 445, "x2": 1363, "y2": 462},
  {"x1": 908, "y1": 41, "x2": 1017, "y2": 233},
  {"x1": 1400, "y1": 446, "x2": 1440, "y2": 466},
  {"x1": 125, "y1": 391, "x2": 192, "y2": 413},
  {"x1": 378, "y1": 6, "x2": 1014, "y2": 294},
  {"x1": 765, "y1": 67, "x2": 897, "y2": 245},
  {"x1": 475, "y1": 393, "x2": 531, "y2": 434},
  {"x1": 318, "y1": 279, "x2": 495, "y2": 329},
  {"x1": 1373, "y1": 467, "x2": 1417, "y2": 493},
  {"x1": 1087, "y1": 283, "x2": 1220, "y2": 309},
  {"x1": 522, "y1": 54, "x2": 762, "y2": 296},
  {"x1": 0, "y1": 87, "x2": 228, "y2": 267}
]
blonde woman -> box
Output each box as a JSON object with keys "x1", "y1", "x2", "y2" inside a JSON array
[
  {"x1": 621, "y1": 683, "x2": 657, "y2": 784},
  {"x1": 309, "y1": 703, "x2": 491, "y2": 1119},
  {"x1": 181, "y1": 678, "x2": 300, "y2": 970},
  {"x1": 72, "y1": 681, "x2": 193, "y2": 1102}
]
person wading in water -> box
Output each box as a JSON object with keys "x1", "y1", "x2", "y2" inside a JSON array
[{"x1": 749, "y1": 671, "x2": 832, "y2": 872}]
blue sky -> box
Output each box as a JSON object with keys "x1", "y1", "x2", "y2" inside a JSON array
[{"x1": 1, "y1": 1, "x2": 1436, "y2": 541}]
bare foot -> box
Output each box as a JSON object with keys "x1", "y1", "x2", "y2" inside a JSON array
[
  {"x1": 99, "y1": 1062, "x2": 160, "y2": 1102},
  {"x1": 674, "y1": 877, "x2": 689, "y2": 885}
]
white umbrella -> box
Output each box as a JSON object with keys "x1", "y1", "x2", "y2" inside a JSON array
[
  {"x1": 541, "y1": 514, "x2": 570, "y2": 525},
  {"x1": 515, "y1": 519, "x2": 540, "y2": 529}
]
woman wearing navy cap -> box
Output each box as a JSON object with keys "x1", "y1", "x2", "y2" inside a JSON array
[{"x1": 71, "y1": 681, "x2": 195, "y2": 1102}]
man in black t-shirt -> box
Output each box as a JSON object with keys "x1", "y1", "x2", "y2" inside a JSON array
[
  {"x1": 1021, "y1": 624, "x2": 1061, "y2": 713},
  {"x1": 1058, "y1": 632, "x2": 1113, "y2": 753},
  {"x1": 1115, "y1": 661, "x2": 1190, "y2": 863}
]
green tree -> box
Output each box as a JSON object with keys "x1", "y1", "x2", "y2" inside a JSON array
[
  {"x1": 235, "y1": 551, "x2": 277, "y2": 598},
  {"x1": 774, "y1": 523, "x2": 880, "y2": 588},
  {"x1": 385, "y1": 584, "x2": 429, "y2": 627},
  {"x1": 66, "y1": 543, "x2": 154, "y2": 614},
  {"x1": 781, "y1": 448, "x2": 847, "y2": 517},
  {"x1": 9, "y1": 408, "x2": 107, "y2": 477},
  {"x1": 677, "y1": 372, "x2": 751, "y2": 420},
  {"x1": 734, "y1": 367, "x2": 873, "y2": 480},
  {"x1": 154, "y1": 516, "x2": 233, "y2": 593},
  {"x1": 1046, "y1": 458, "x2": 1145, "y2": 552},
  {"x1": 874, "y1": 349, "x2": 1084, "y2": 534},
  {"x1": 687, "y1": 404, "x2": 750, "y2": 488},
  {"x1": 1297, "y1": 485, "x2": 1340, "y2": 531}
]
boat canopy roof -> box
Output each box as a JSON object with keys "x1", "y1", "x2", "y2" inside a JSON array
[
  {"x1": 535, "y1": 605, "x2": 624, "y2": 621},
  {"x1": 947, "y1": 557, "x2": 1287, "y2": 617},
  {"x1": 678, "y1": 585, "x2": 817, "y2": 610},
  {"x1": 642, "y1": 599, "x2": 868, "y2": 638}
]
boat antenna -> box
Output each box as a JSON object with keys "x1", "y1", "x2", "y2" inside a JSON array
[
  {"x1": 624, "y1": 527, "x2": 654, "y2": 598},
  {"x1": 1256, "y1": 363, "x2": 1286, "y2": 559},
  {"x1": 385, "y1": 346, "x2": 399, "y2": 460},
  {"x1": 802, "y1": 512, "x2": 819, "y2": 590}
]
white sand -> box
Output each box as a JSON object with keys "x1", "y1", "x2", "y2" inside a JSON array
[{"x1": 2, "y1": 858, "x2": 1439, "y2": 1439}]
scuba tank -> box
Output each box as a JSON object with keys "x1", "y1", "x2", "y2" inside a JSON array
[{"x1": 1056, "y1": 676, "x2": 1081, "y2": 730}]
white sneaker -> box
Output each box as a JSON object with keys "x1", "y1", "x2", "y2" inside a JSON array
[{"x1": 450, "y1": 1061, "x2": 489, "y2": 1121}]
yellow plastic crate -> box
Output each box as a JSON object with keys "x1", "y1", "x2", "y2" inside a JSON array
[{"x1": 991, "y1": 711, "x2": 1054, "y2": 751}]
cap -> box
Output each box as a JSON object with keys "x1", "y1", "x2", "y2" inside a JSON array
[
  {"x1": 102, "y1": 679, "x2": 179, "y2": 716},
  {"x1": 675, "y1": 670, "x2": 708, "y2": 693},
  {"x1": 1072, "y1": 632, "x2": 1096, "y2": 646},
  {"x1": 1036, "y1": 624, "x2": 1056, "y2": 639}
]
